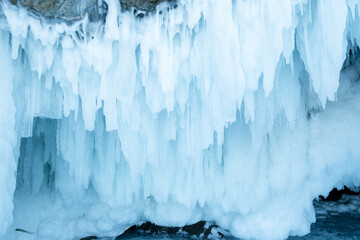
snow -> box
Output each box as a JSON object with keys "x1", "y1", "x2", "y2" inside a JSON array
[{"x1": 0, "y1": 0, "x2": 359, "y2": 239}]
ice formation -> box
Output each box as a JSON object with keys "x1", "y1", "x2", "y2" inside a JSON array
[{"x1": 0, "y1": 0, "x2": 360, "y2": 239}]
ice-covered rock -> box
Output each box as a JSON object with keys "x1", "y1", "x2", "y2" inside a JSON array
[
  {"x1": 119, "y1": 0, "x2": 169, "y2": 12},
  {"x1": 10, "y1": 0, "x2": 108, "y2": 21}
]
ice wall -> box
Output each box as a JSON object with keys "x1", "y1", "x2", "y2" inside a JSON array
[
  {"x1": 0, "y1": 24, "x2": 16, "y2": 235},
  {"x1": 0, "y1": 0, "x2": 360, "y2": 239}
]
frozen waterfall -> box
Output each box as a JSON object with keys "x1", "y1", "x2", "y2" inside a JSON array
[{"x1": 0, "y1": 0, "x2": 360, "y2": 239}]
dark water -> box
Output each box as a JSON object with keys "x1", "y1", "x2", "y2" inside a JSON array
[{"x1": 289, "y1": 213, "x2": 360, "y2": 240}]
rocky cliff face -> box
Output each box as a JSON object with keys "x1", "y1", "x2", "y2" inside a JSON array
[
  {"x1": 10, "y1": 0, "x2": 169, "y2": 22},
  {"x1": 119, "y1": 0, "x2": 166, "y2": 11},
  {"x1": 10, "y1": 0, "x2": 107, "y2": 21}
]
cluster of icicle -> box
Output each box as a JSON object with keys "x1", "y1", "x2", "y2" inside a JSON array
[{"x1": 1, "y1": 0, "x2": 360, "y2": 239}]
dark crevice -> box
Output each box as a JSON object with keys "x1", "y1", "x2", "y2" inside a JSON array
[
  {"x1": 79, "y1": 236, "x2": 98, "y2": 240},
  {"x1": 320, "y1": 186, "x2": 360, "y2": 202}
]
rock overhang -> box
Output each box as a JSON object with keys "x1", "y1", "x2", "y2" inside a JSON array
[{"x1": 9, "y1": 0, "x2": 176, "y2": 22}]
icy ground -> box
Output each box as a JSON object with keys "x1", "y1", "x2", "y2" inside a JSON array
[
  {"x1": 93, "y1": 193, "x2": 360, "y2": 239},
  {"x1": 1, "y1": 0, "x2": 360, "y2": 239},
  {"x1": 101, "y1": 193, "x2": 360, "y2": 239}
]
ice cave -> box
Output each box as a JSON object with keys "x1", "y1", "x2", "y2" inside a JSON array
[{"x1": 0, "y1": 0, "x2": 360, "y2": 239}]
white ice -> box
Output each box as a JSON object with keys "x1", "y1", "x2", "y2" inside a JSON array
[{"x1": 0, "y1": 0, "x2": 359, "y2": 239}]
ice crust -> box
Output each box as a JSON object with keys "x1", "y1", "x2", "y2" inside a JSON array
[{"x1": 0, "y1": 0, "x2": 360, "y2": 239}]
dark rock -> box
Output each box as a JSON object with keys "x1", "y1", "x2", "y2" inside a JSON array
[
  {"x1": 11, "y1": 0, "x2": 108, "y2": 22},
  {"x1": 119, "y1": 0, "x2": 166, "y2": 12},
  {"x1": 116, "y1": 221, "x2": 225, "y2": 239},
  {"x1": 11, "y1": 0, "x2": 174, "y2": 22},
  {"x1": 320, "y1": 186, "x2": 360, "y2": 202}
]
